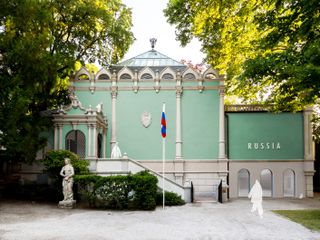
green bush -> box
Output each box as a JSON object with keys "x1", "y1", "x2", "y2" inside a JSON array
[
  {"x1": 74, "y1": 171, "x2": 158, "y2": 210},
  {"x1": 42, "y1": 150, "x2": 89, "y2": 200},
  {"x1": 156, "y1": 191, "x2": 185, "y2": 206}
]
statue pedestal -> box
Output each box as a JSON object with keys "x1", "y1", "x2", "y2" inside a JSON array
[{"x1": 58, "y1": 200, "x2": 76, "y2": 209}]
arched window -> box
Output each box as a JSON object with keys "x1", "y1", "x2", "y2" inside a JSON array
[
  {"x1": 120, "y1": 73, "x2": 132, "y2": 80},
  {"x1": 283, "y1": 169, "x2": 295, "y2": 197},
  {"x1": 238, "y1": 169, "x2": 250, "y2": 197},
  {"x1": 162, "y1": 73, "x2": 174, "y2": 80},
  {"x1": 97, "y1": 133, "x2": 103, "y2": 158},
  {"x1": 141, "y1": 73, "x2": 153, "y2": 80},
  {"x1": 65, "y1": 130, "x2": 86, "y2": 158},
  {"x1": 97, "y1": 74, "x2": 110, "y2": 80},
  {"x1": 260, "y1": 169, "x2": 273, "y2": 197},
  {"x1": 184, "y1": 73, "x2": 196, "y2": 80},
  {"x1": 78, "y1": 74, "x2": 89, "y2": 81}
]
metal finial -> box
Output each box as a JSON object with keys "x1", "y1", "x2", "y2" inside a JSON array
[{"x1": 150, "y1": 38, "x2": 157, "y2": 49}]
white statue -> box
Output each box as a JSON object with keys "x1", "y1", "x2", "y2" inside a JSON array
[
  {"x1": 96, "y1": 102, "x2": 103, "y2": 113},
  {"x1": 248, "y1": 179, "x2": 264, "y2": 218},
  {"x1": 60, "y1": 158, "x2": 75, "y2": 202},
  {"x1": 111, "y1": 142, "x2": 122, "y2": 158}
]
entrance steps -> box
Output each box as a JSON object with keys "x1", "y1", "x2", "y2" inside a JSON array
[{"x1": 93, "y1": 158, "x2": 192, "y2": 203}]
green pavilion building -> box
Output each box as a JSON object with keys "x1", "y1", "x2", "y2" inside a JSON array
[{"x1": 20, "y1": 44, "x2": 315, "y2": 201}]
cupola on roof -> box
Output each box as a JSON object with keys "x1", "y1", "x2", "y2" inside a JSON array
[{"x1": 116, "y1": 38, "x2": 185, "y2": 67}]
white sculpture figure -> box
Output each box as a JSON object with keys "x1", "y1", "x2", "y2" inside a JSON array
[
  {"x1": 248, "y1": 179, "x2": 264, "y2": 218},
  {"x1": 60, "y1": 158, "x2": 75, "y2": 202},
  {"x1": 96, "y1": 102, "x2": 103, "y2": 113},
  {"x1": 111, "y1": 142, "x2": 122, "y2": 158}
]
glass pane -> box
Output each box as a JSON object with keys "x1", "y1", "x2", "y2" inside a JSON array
[
  {"x1": 260, "y1": 169, "x2": 272, "y2": 197},
  {"x1": 238, "y1": 169, "x2": 250, "y2": 197},
  {"x1": 284, "y1": 169, "x2": 295, "y2": 197}
]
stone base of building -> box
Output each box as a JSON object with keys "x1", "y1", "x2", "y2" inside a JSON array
[{"x1": 58, "y1": 200, "x2": 76, "y2": 209}]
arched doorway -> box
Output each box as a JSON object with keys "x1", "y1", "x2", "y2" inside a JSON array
[
  {"x1": 65, "y1": 130, "x2": 86, "y2": 158},
  {"x1": 238, "y1": 169, "x2": 250, "y2": 197},
  {"x1": 283, "y1": 169, "x2": 295, "y2": 197},
  {"x1": 260, "y1": 169, "x2": 273, "y2": 197}
]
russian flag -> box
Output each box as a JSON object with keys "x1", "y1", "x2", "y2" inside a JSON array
[{"x1": 161, "y1": 104, "x2": 166, "y2": 138}]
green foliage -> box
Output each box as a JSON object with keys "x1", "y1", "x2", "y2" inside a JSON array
[
  {"x1": 156, "y1": 191, "x2": 185, "y2": 206},
  {"x1": 75, "y1": 171, "x2": 158, "y2": 210},
  {"x1": 164, "y1": 0, "x2": 320, "y2": 110},
  {"x1": 42, "y1": 150, "x2": 89, "y2": 199},
  {"x1": 130, "y1": 170, "x2": 158, "y2": 210},
  {"x1": 0, "y1": 0, "x2": 134, "y2": 163}
]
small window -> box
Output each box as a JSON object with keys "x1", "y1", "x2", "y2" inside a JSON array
[
  {"x1": 141, "y1": 73, "x2": 153, "y2": 80},
  {"x1": 205, "y1": 73, "x2": 216, "y2": 79},
  {"x1": 97, "y1": 74, "x2": 110, "y2": 80},
  {"x1": 184, "y1": 73, "x2": 196, "y2": 80},
  {"x1": 78, "y1": 74, "x2": 89, "y2": 81},
  {"x1": 162, "y1": 73, "x2": 174, "y2": 80},
  {"x1": 120, "y1": 73, "x2": 132, "y2": 80}
]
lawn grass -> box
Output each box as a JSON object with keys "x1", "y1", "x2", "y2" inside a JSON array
[{"x1": 273, "y1": 209, "x2": 320, "y2": 231}]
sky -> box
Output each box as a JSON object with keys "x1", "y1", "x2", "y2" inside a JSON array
[{"x1": 121, "y1": 0, "x2": 205, "y2": 64}]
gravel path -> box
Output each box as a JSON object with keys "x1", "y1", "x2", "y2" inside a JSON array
[{"x1": 1, "y1": 198, "x2": 320, "y2": 240}]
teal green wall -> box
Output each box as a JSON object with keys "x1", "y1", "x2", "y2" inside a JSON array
[
  {"x1": 182, "y1": 91, "x2": 219, "y2": 159},
  {"x1": 226, "y1": 112, "x2": 304, "y2": 160},
  {"x1": 117, "y1": 91, "x2": 175, "y2": 160}
]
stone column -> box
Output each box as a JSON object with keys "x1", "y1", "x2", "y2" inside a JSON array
[
  {"x1": 59, "y1": 124, "x2": 63, "y2": 150},
  {"x1": 218, "y1": 82, "x2": 226, "y2": 160},
  {"x1": 103, "y1": 128, "x2": 107, "y2": 158},
  {"x1": 175, "y1": 88, "x2": 183, "y2": 160},
  {"x1": 174, "y1": 71, "x2": 184, "y2": 185},
  {"x1": 92, "y1": 124, "x2": 97, "y2": 157},
  {"x1": 303, "y1": 107, "x2": 315, "y2": 197},
  {"x1": 54, "y1": 124, "x2": 59, "y2": 150},
  {"x1": 88, "y1": 123, "x2": 92, "y2": 157},
  {"x1": 110, "y1": 87, "x2": 118, "y2": 153}
]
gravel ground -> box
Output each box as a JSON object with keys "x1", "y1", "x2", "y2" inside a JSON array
[{"x1": 1, "y1": 198, "x2": 320, "y2": 240}]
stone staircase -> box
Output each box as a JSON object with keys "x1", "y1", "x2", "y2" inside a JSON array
[{"x1": 92, "y1": 158, "x2": 192, "y2": 202}]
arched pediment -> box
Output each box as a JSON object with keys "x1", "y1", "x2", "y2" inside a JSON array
[
  {"x1": 202, "y1": 68, "x2": 220, "y2": 80},
  {"x1": 138, "y1": 67, "x2": 155, "y2": 80},
  {"x1": 117, "y1": 67, "x2": 134, "y2": 81},
  {"x1": 96, "y1": 68, "x2": 112, "y2": 81},
  {"x1": 182, "y1": 68, "x2": 199, "y2": 81},
  {"x1": 160, "y1": 67, "x2": 176, "y2": 80},
  {"x1": 74, "y1": 67, "x2": 93, "y2": 81}
]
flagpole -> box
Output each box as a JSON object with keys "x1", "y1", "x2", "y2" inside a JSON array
[
  {"x1": 162, "y1": 137, "x2": 165, "y2": 210},
  {"x1": 161, "y1": 102, "x2": 166, "y2": 210}
]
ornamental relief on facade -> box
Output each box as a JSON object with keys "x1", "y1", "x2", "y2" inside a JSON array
[{"x1": 141, "y1": 111, "x2": 152, "y2": 128}]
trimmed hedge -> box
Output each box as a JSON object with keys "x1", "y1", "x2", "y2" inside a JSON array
[
  {"x1": 75, "y1": 171, "x2": 158, "y2": 210},
  {"x1": 156, "y1": 191, "x2": 185, "y2": 206}
]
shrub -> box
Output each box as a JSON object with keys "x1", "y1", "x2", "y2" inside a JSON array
[
  {"x1": 156, "y1": 191, "x2": 185, "y2": 206},
  {"x1": 130, "y1": 171, "x2": 158, "y2": 210},
  {"x1": 75, "y1": 171, "x2": 158, "y2": 210}
]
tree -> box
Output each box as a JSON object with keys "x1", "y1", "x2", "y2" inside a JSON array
[
  {"x1": 240, "y1": 0, "x2": 320, "y2": 111},
  {"x1": 0, "y1": 0, "x2": 134, "y2": 163},
  {"x1": 164, "y1": 0, "x2": 320, "y2": 110}
]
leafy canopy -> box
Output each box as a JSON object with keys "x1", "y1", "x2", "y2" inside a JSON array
[
  {"x1": 164, "y1": 0, "x2": 320, "y2": 110},
  {"x1": 0, "y1": 0, "x2": 134, "y2": 162}
]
